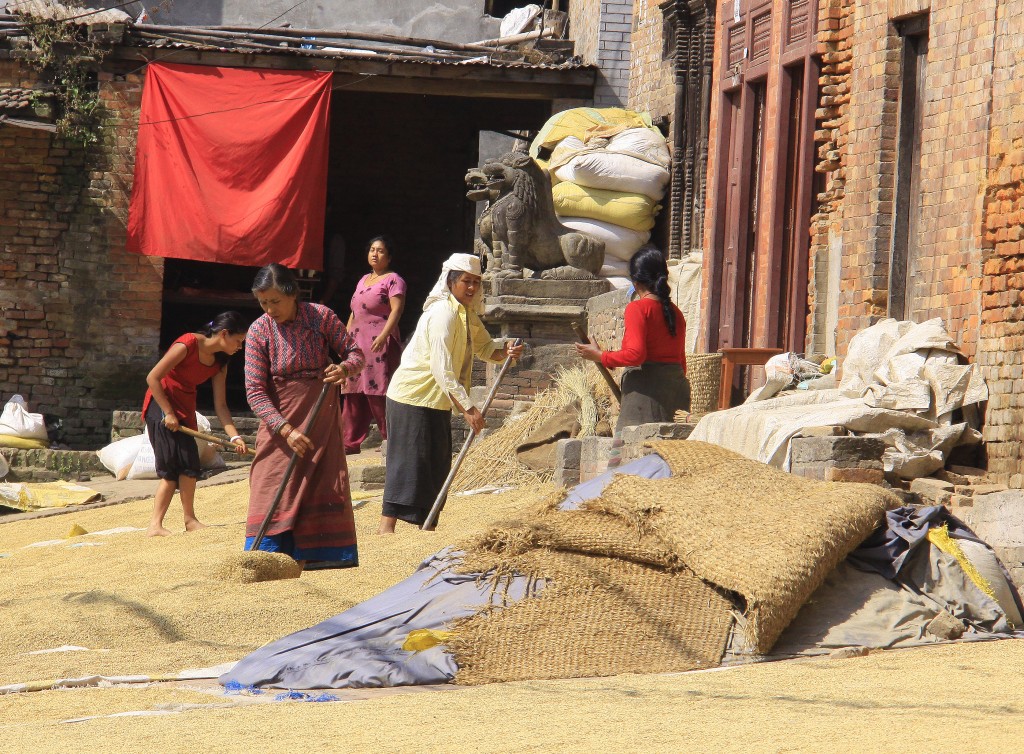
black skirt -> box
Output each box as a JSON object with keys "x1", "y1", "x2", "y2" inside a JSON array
[
  {"x1": 144, "y1": 401, "x2": 201, "y2": 481},
  {"x1": 381, "y1": 397, "x2": 453, "y2": 526},
  {"x1": 617, "y1": 361, "x2": 691, "y2": 433}
]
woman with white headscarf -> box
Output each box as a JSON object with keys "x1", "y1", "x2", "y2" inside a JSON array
[{"x1": 380, "y1": 253, "x2": 524, "y2": 533}]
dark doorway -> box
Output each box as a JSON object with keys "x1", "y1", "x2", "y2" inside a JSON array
[
  {"x1": 159, "y1": 88, "x2": 550, "y2": 414},
  {"x1": 889, "y1": 15, "x2": 929, "y2": 320},
  {"x1": 773, "y1": 60, "x2": 817, "y2": 352}
]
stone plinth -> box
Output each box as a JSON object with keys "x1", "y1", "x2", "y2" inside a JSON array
[{"x1": 483, "y1": 277, "x2": 611, "y2": 344}]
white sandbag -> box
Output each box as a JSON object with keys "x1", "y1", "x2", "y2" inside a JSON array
[
  {"x1": 125, "y1": 412, "x2": 220, "y2": 480},
  {"x1": 549, "y1": 135, "x2": 589, "y2": 169},
  {"x1": 668, "y1": 251, "x2": 702, "y2": 354},
  {"x1": 606, "y1": 127, "x2": 671, "y2": 169},
  {"x1": 554, "y1": 151, "x2": 669, "y2": 200},
  {"x1": 97, "y1": 434, "x2": 145, "y2": 481},
  {"x1": 600, "y1": 258, "x2": 630, "y2": 277},
  {"x1": 559, "y1": 216, "x2": 650, "y2": 262},
  {"x1": 603, "y1": 276, "x2": 632, "y2": 291},
  {"x1": 195, "y1": 413, "x2": 218, "y2": 467},
  {"x1": 126, "y1": 436, "x2": 158, "y2": 480},
  {"x1": 0, "y1": 394, "x2": 48, "y2": 440}
]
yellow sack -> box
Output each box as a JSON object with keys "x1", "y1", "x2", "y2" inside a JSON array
[
  {"x1": 552, "y1": 182, "x2": 660, "y2": 232},
  {"x1": 0, "y1": 434, "x2": 47, "y2": 449},
  {"x1": 531, "y1": 107, "x2": 655, "y2": 162},
  {"x1": 0, "y1": 482, "x2": 101, "y2": 512}
]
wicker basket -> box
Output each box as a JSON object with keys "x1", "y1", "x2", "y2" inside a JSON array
[{"x1": 686, "y1": 352, "x2": 722, "y2": 417}]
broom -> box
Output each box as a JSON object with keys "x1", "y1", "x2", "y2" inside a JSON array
[{"x1": 421, "y1": 339, "x2": 521, "y2": 530}]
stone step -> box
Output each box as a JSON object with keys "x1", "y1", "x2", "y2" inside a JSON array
[
  {"x1": 0, "y1": 447, "x2": 108, "y2": 483},
  {"x1": 352, "y1": 463, "x2": 386, "y2": 490}
]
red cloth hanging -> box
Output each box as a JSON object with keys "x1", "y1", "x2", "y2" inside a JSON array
[{"x1": 127, "y1": 63, "x2": 331, "y2": 270}]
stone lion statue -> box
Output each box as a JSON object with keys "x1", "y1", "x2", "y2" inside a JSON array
[{"x1": 465, "y1": 150, "x2": 605, "y2": 279}]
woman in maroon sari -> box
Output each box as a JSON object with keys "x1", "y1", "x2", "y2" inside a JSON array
[{"x1": 244, "y1": 263, "x2": 365, "y2": 568}]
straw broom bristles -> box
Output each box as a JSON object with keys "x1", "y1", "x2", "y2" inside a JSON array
[{"x1": 451, "y1": 365, "x2": 614, "y2": 493}]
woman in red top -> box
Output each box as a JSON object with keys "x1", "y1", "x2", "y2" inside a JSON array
[
  {"x1": 576, "y1": 245, "x2": 690, "y2": 432},
  {"x1": 142, "y1": 311, "x2": 249, "y2": 536}
]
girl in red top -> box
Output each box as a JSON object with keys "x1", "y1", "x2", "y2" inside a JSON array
[
  {"x1": 142, "y1": 311, "x2": 248, "y2": 536},
  {"x1": 576, "y1": 245, "x2": 690, "y2": 432}
]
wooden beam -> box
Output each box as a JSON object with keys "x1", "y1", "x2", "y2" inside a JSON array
[{"x1": 107, "y1": 45, "x2": 595, "y2": 100}]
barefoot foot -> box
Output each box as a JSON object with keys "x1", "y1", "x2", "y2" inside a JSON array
[
  {"x1": 184, "y1": 520, "x2": 208, "y2": 532},
  {"x1": 147, "y1": 525, "x2": 172, "y2": 537}
]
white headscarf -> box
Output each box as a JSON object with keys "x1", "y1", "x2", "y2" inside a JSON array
[{"x1": 423, "y1": 253, "x2": 483, "y2": 313}]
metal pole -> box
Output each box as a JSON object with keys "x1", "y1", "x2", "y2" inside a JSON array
[{"x1": 420, "y1": 339, "x2": 521, "y2": 531}]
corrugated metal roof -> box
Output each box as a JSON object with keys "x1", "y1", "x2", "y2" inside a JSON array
[
  {"x1": 6, "y1": 0, "x2": 131, "y2": 25},
  {"x1": 125, "y1": 34, "x2": 589, "y2": 70}
]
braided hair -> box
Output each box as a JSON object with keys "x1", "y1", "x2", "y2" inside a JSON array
[{"x1": 628, "y1": 245, "x2": 676, "y2": 337}]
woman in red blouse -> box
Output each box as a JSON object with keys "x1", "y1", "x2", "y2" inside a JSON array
[
  {"x1": 576, "y1": 245, "x2": 690, "y2": 432},
  {"x1": 143, "y1": 311, "x2": 249, "y2": 536}
]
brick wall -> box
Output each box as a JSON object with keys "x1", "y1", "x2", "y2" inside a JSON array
[
  {"x1": 595, "y1": 0, "x2": 634, "y2": 106},
  {"x1": 568, "y1": 0, "x2": 603, "y2": 65},
  {"x1": 0, "y1": 58, "x2": 160, "y2": 448},
  {"x1": 808, "y1": 0, "x2": 1024, "y2": 480},
  {"x1": 808, "y1": 0, "x2": 853, "y2": 355},
  {"x1": 978, "y1": 0, "x2": 1024, "y2": 483},
  {"x1": 628, "y1": 0, "x2": 675, "y2": 122},
  {"x1": 819, "y1": 0, "x2": 993, "y2": 360}
]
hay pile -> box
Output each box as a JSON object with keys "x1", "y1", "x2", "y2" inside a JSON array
[
  {"x1": 446, "y1": 440, "x2": 899, "y2": 684},
  {"x1": 0, "y1": 476, "x2": 543, "y2": 688},
  {"x1": 452, "y1": 365, "x2": 614, "y2": 492}
]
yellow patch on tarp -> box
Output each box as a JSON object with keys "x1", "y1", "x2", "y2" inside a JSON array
[
  {"x1": 927, "y1": 525, "x2": 997, "y2": 601},
  {"x1": 402, "y1": 629, "x2": 454, "y2": 652}
]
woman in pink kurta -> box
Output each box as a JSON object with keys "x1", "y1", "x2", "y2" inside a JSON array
[{"x1": 343, "y1": 236, "x2": 407, "y2": 453}]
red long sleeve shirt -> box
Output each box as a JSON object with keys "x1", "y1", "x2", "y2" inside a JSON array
[{"x1": 601, "y1": 297, "x2": 687, "y2": 372}]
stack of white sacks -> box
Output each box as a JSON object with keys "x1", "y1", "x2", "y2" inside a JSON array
[
  {"x1": 97, "y1": 413, "x2": 224, "y2": 481},
  {"x1": 549, "y1": 127, "x2": 671, "y2": 288}
]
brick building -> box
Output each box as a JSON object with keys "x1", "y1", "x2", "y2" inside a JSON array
[
  {"x1": 0, "y1": 18, "x2": 593, "y2": 448},
  {"x1": 693, "y1": 0, "x2": 1024, "y2": 483}
]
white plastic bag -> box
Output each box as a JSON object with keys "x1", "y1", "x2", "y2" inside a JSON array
[
  {"x1": 499, "y1": 3, "x2": 541, "y2": 37},
  {"x1": 0, "y1": 395, "x2": 48, "y2": 440},
  {"x1": 97, "y1": 434, "x2": 146, "y2": 481}
]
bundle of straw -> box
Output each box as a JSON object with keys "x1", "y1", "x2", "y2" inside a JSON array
[{"x1": 451, "y1": 365, "x2": 614, "y2": 493}]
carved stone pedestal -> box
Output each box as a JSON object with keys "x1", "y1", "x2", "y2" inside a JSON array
[
  {"x1": 482, "y1": 277, "x2": 612, "y2": 344},
  {"x1": 469, "y1": 278, "x2": 613, "y2": 431}
]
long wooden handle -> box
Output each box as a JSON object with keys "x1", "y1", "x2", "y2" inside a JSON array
[
  {"x1": 571, "y1": 321, "x2": 622, "y2": 403},
  {"x1": 177, "y1": 426, "x2": 256, "y2": 455},
  {"x1": 420, "y1": 339, "x2": 522, "y2": 531},
  {"x1": 250, "y1": 382, "x2": 334, "y2": 551}
]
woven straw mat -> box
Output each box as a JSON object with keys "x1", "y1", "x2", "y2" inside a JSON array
[
  {"x1": 448, "y1": 440, "x2": 896, "y2": 683},
  {"x1": 602, "y1": 440, "x2": 899, "y2": 652},
  {"x1": 686, "y1": 352, "x2": 723, "y2": 416}
]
